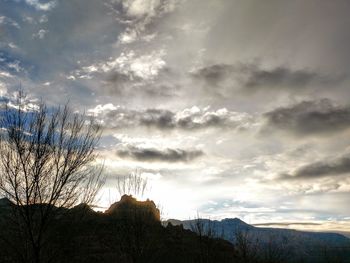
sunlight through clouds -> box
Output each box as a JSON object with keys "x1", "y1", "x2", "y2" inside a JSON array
[{"x1": 1, "y1": 0, "x2": 350, "y2": 233}]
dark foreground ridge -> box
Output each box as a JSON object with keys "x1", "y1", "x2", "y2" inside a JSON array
[
  {"x1": 0, "y1": 195, "x2": 235, "y2": 263},
  {"x1": 0, "y1": 196, "x2": 349, "y2": 263}
]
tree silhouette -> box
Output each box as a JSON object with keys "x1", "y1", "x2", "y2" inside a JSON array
[
  {"x1": 116, "y1": 170, "x2": 148, "y2": 199},
  {"x1": 233, "y1": 227, "x2": 259, "y2": 262},
  {"x1": 0, "y1": 92, "x2": 104, "y2": 263},
  {"x1": 190, "y1": 214, "x2": 217, "y2": 263}
]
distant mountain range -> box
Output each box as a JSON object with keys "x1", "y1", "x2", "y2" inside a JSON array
[
  {"x1": 166, "y1": 218, "x2": 350, "y2": 247},
  {"x1": 166, "y1": 218, "x2": 350, "y2": 261}
]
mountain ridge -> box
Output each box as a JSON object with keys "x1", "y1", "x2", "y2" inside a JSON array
[{"x1": 165, "y1": 217, "x2": 350, "y2": 247}]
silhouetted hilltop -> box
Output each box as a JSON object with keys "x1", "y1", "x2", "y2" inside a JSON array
[
  {"x1": 105, "y1": 194, "x2": 160, "y2": 221},
  {"x1": 68, "y1": 203, "x2": 96, "y2": 217}
]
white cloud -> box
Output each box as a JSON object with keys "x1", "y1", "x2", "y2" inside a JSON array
[
  {"x1": 0, "y1": 71, "x2": 13, "y2": 78},
  {"x1": 111, "y1": 0, "x2": 178, "y2": 44},
  {"x1": 119, "y1": 29, "x2": 138, "y2": 44},
  {"x1": 0, "y1": 16, "x2": 20, "y2": 29},
  {"x1": 87, "y1": 103, "x2": 253, "y2": 131},
  {"x1": 32, "y1": 29, "x2": 49, "y2": 39},
  {"x1": 22, "y1": 15, "x2": 35, "y2": 24},
  {"x1": 25, "y1": 0, "x2": 57, "y2": 11},
  {"x1": 88, "y1": 103, "x2": 118, "y2": 115},
  {"x1": 7, "y1": 61, "x2": 22, "y2": 73},
  {"x1": 78, "y1": 50, "x2": 166, "y2": 81},
  {"x1": 82, "y1": 65, "x2": 99, "y2": 73},
  {"x1": 142, "y1": 33, "x2": 157, "y2": 42},
  {"x1": 0, "y1": 81, "x2": 7, "y2": 93},
  {"x1": 8, "y1": 42, "x2": 19, "y2": 49},
  {"x1": 66, "y1": 75, "x2": 76, "y2": 80},
  {"x1": 128, "y1": 50, "x2": 166, "y2": 79},
  {"x1": 39, "y1": 15, "x2": 48, "y2": 23},
  {"x1": 123, "y1": 0, "x2": 161, "y2": 18}
]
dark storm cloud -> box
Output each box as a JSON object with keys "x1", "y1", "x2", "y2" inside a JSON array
[
  {"x1": 138, "y1": 109, "x2": 175, "y2": 129},
  {"x1": 191, "y1": 64, "x2": 342, "y2": 92},
  {"x1": 116, "y1": 145, "x2": 204, "y2": 162},
  {"x1": 94, "y1": 107, "x2": 175, "y2": 129},
  {"x1": 244, "y1": 67, "x2": 330, "y2": 89},
  {"x1": 106, "y1": 71, "x2": 134, "y2": 84},
  {"x1": 89, "y1": 105, "x2": 252, "y2": 131},
  {"x1": 191, "y1": 64, "x2": 234, "y2": 86},
  {"x1": 264, "y1": 99, "x2": 350, "y2": 135},
  {"x1": 102, "y1": 71, "x2": 137, "y2": 95},
  {"x1": 281, "y1": 154, "x2": 350, "y2": 180}
]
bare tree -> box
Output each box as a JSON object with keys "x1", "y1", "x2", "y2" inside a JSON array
[
  {"x1": 113, "y1": 170, "x2": 162, "y2": 262},
  {"x1": 0, "y1": 92, "x2": 104, "y2": 263},
  {"x1": 260, "y1": 234, "x2": 290, "y2": 263},
  {"x1": 190, "y1": 213, "x2": 217, "y2": 263},
  {"x1": 116, "y1": 170, "x2": 148, "y2": 199},
  {"x1": 233, "y1": 228, "x2": 259, "y2": 263}
]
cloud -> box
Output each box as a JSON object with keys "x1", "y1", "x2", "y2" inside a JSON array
[
  {"x1": 0, "y1": 0, "x2": 125, "y2": 92},
  {"x1": 264, "y1": 99, "x2": 350, "y2": 136},
  {"x1": 123, "y1": 0, "x2": 162, "y2": 18},
  {"x1": 191, "y1": 63, "x2": 342, "y2": 93},
  {"x1": 39, "y1": 14, "x2": 48, "y2": 23},
  {"x1": 88, "y1": 104, "x2": 253, "y2": 131},
  {"x1": 253, "y1": 222, "x2": 321, "y2": 227},
  {"x1": 2, "y1": 0, "x2": 350, "y2": 223},
  {"x1": 191, "y1": 64, "x2": 234, "y2": 86},
  {"x1": 281, "y1": 154, "x2": 350, "y2": 180},
  {"x1": 75, "y1": 50, "x2": 166, "y2": 82},
  {"x1": 24, "y1": 0, "x2": 57, "y2": 11},
  {"x1": 68, "y1": 49, "x2": 177, "y2": 98},
  {"x1": 0, "y1": 16, "x2": 20, "y2": 29},
  {"x1": 243, "y1": 66, "x2": 331, "y2": 89},
  {"x1": 116, "y1": 145, "x2": 204, "y2": 162},
  {"x1": 106, "y1": 0, "x2": 178, "y2": 44},
  {"x1": 32, "y1": 29, "x2": 49, "y2": 39},
  {"x1": 0, "y1": 52, "x2": 25, "y2": 75}
]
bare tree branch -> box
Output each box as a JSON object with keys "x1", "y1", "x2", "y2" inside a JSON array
[{"x1": 0, "y1": 91, "x2": 105, "y2": 263}]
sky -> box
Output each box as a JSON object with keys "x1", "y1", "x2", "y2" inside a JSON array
[{"x1": 1, "y1": 0, "x2": 350, "y2": 232}]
